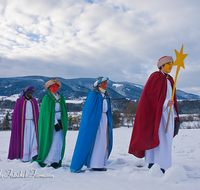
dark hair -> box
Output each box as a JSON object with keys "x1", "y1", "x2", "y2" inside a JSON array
[
  {"x1": 159, "y1": 64, "x2": 165, "y2": 70},
  {"x1": 92, "y1": 86, "x2": 110, "y2": 98}
]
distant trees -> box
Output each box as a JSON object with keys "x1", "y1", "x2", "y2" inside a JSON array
[
  {"x1": 112, "y1": 111, "x2": 121, "y2": 128},
  {"x1": 178, "y1": 100, "x2": 200, "y2": 114},
  {"x1": 179, "y1": 114, "x2": 200, "y2": 123},
  {"x1": 0, "y1": 111, "x2": 11, "y2": 130},
  {"x1": 124, "y1": 101, "x2": 138, "y2": 127},
  {"x1": 68, "y1": 114, "x2": 81, "y2": 130},
  {"x1": 0, "y1": 100, "x2": 15, "y2": 109},
  {"x1": 67, "y1": 100, "x2": 138, "y2": 129},
  {"x1": 112, "y1": 101, "x2": 138, "y2": 128}
]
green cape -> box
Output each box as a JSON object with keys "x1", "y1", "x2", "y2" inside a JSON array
[{"x1": 34, "y1": 92, "x2": 68, "y2": 167}]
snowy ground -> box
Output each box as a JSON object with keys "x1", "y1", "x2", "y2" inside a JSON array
[
  {"x1": 0, "y1": 94, "x2": 20, "y2": 102},
  {"x1": 0, "y1": 127, "x2": 200, "y2": 190}
]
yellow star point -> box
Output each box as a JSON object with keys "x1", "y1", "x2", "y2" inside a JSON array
[
  {"x1": 173, "y1": 44, "x2": 188, "y2": 69},
  {"x1": 166, "y1": 45, "x2": 188, "y2": 133}
]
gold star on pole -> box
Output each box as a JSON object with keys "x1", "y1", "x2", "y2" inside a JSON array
[
  {"x1": 173, "y1": 44, "x2": 188, "y2": 69},
  {"x1": 165, "y1": 44, "x2": 188, "y2": 133}
]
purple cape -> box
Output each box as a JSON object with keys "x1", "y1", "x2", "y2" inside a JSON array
[{"x1": 8, "y1": 97, "x2": 39, "y2": 160}]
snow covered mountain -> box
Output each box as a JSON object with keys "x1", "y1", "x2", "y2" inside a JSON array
[{"x1": 0, "y1": 76, "x2": 199, "y2": 101}]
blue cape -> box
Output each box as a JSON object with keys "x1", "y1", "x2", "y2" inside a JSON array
[{"x1": 70, "y1": 91, "x2": 113, "y2": 172}]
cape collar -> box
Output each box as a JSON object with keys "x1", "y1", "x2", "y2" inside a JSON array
[
  {"x1": 160, "y1": 70, "x2": 169, "y2": 78},
  {"x1": 99, "y1": 87, "x2": 106, "y2": 94},
  {"x1": 49, "y1": 92, "x2": 61, "y2": 103},
  {"x1": 97, "y1": 92, "x2": 108, "y2": 100}
]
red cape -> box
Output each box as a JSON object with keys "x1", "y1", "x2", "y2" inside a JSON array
[{"x1": 128, "y1": 71, "x2": 179, "y2": 158}]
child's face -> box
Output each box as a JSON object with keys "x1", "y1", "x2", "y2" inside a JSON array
[
  {"x1": 162, "y1": 62, "x2": 173, "y2": 74},
  {"x1": 99, "y1": 80, "x2": 108, "y2": 90},
  {"x1": 25, "y1": 89, "x2": 33, "y2": 99},
  {"x1": 50, "y1": 84, "x2": 59, "y2": 93}
]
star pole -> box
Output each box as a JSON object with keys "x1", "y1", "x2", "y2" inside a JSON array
[{"x1": 165, "y1": 45, "x2": 188, "y2": 133}]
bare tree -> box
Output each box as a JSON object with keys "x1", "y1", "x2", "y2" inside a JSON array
[
  {"x1": 1, "y1": 111, "x2": 11, "y2": 130},
  {"x1": 124, "y1": 101, "x2": 137, "y2": 127},
  {"x1": 112, "y1": 111, "x2": 121, "y2": 128}
]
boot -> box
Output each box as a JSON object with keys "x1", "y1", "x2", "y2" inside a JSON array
[
  {"x1": 91, "y1": 168, "x2": 107, "y2": 171},
  {"x1": 51, "y1": 162, "x2": 60, "y2": 169}
]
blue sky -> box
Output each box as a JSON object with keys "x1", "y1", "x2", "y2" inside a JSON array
[{"x1": 0, "y1": 0, "x2": 200, "y2": 95}]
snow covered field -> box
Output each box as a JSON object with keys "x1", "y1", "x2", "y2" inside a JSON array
[{"x1": 0, "y1": 127, "x2": 200, "y2": 190}]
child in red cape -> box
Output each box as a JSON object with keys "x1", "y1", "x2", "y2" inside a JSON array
[{"x1": 128, "y1": 56, "x2": 180, "y2": 173}]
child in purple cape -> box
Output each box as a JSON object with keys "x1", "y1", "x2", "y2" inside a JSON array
[{"x1": 8, "y1": 86, "x2": 39, "y2": 162}]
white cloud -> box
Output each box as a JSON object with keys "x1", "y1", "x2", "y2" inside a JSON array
[{"x1": 0, "y1": 0, "x2": 200, "y2": 95}]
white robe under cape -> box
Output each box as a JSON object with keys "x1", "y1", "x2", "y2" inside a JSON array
[
  {"x1": 44, "y1": 93, "x2": 64, "y2": 165},
  {"x1": 145, "y1": 77, "x2": 177, "y2": 170},
  {"x1": 21, "y1": 100, "x2": 38, "y2": 162},
  {"x1": 90, "y1": 93, "x2": 108, "y2": 168}
]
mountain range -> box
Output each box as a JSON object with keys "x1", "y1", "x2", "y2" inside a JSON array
[{"x1": 0, "y1": 76, "x2": 199, "y2": 101}]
